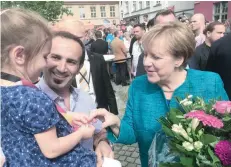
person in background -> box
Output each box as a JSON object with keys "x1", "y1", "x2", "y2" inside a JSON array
[
  {"x1": 111, "y1": 31, "x2": 128, "y2": 86},
  {"x1": 1, "y1": 8, "x2": 97, "y2": 166},
  {"x1": 55, "y1": 20, "x2": 118, "y2": 115},
  {"x1": 103, "y1": 28, "x2": 109, "y2": 41},
  {"x1": 136, "y1": 9, "x2": 176, "y2": 77},
  {"x1": 126, "y1": 19, "x2": 134, "y2": 35},
  {"x1": 106, "y1": 28, "x2": 115, "y2": 54},
  {"x1": 143, "y1": 14, "x2": 149, "y2": 30},
  {"x1": 89, "y1": 22, "x2": 229, "y2": 167},
  {"x1": 123, "y1": 32, "x2": 132, "y2": 82},
  {"x1": 206, "y1": 33, "x2": 231, "y2": 99},
  {"x1": 91, "y1": 31, "x2": 108, "y2": 55},
  {"x1": 123, "y1": 32, "x2": 131, "y2": 50},
  {"x1": 128, "y1": 36, "x2": 137, "y2": 68},
  {"x1": 190, "y1": 13, "x2": 206, "y2": 47},
  {"x1": 84, "y1": 30, "x2": 95, "y2": 52},
  {"x1": 120, "y1": 20, "x2": 126, "y2": 33},
  {"x1": 188, "y1": 21, "x2": 225, "y2": 70},
  {"x1": 119, "y1": 30, "x2": 124, "y2": 41},
  {"x1": 131, "y1": 23, "x2": 146, "y2": 77}
]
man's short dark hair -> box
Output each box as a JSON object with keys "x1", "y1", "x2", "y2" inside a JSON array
[
  {"x1": 95, "y1": 31, "x2": 102, "y2": 39},
  {"x1": 154, "y1": 9, "x2": 175, "y2": 23},
  {"x1": 203, "y1": 21, "x2": 224, "y2": 35},
  {"x1": 53, "y1": 31, "x2": 85, "y2": 66},
  {"x1": 133, "y1": 23, "x2": 146, "y2": 31},
  {"x1": 114, "y1": 30, "x2": 119, "y2": 37}
]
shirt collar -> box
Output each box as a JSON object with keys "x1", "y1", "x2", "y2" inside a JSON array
[{"x1": 36, "y1": 77, "x2": 78, "y2": 102}]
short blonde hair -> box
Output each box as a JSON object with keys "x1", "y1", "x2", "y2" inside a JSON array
[
  {"x1": 1, "y1": 8, "x2": 52, "y2": 67},
  {"x1": 142, "y1": 21, "x2": 195, "y2": 68}
]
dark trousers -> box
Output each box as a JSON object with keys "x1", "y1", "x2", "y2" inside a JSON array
[{"x1": 115, "y1": 62, "x2": 127, "y2": 85}]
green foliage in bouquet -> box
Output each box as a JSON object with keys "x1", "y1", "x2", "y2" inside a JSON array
[{"x1": 158, "y1": 95, "x2": 231, "y2": 167}]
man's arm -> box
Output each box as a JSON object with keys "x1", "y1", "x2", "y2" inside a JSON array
[
  {"x1": 121, "y1": 41, "x2": 128, "y2": 56},
  {"x1": 94, "y1": 128, "x2": 114, "y2": 167}
]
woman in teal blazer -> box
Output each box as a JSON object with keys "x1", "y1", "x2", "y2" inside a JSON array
[{"x1": 90, "y1": 22, "x2": 229, "y2": 167}]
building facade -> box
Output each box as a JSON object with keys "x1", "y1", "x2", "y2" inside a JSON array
[
  {"x1": 121, "y1": 1, "x2": 194, "y2": 24},
  {"x1": 194, "y1": 1, "x2": 231, "y2": 22},
  {"x1": 62, "y1": 1, "x2": 120, "y2": 27}
]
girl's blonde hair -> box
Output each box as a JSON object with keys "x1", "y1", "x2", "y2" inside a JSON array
[{"x1": 1, "y1": 8, "x2": 52, "y2": 67}]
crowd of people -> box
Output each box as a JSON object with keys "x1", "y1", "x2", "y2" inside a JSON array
[{"x1": 1, "y1": 7, "x2": 230, "y2": 167}]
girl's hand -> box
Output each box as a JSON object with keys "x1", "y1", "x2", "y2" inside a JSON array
[
  {"x1": 66, "y1": 112, "x2": 89, "y2": 126},
  {"x1": 78, "y1": 124, "x2": 95, "y2": 139}
]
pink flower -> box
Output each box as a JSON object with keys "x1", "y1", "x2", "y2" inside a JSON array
[
  {"x1": 213, "y1": 101, "x2": 231, "y2": 114},
  {"x1": 185, "y1": 110, "x2": 224, "y2": 129},
  {"x1": 215, "y1": 140, "x2": 231, "y2": 166}
]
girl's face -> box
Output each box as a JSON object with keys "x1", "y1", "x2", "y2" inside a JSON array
[{"x1": 26, "y1": 41, "x2": 51, "y2": 82}]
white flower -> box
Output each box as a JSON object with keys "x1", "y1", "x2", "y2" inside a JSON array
[
  {"x1": 172, "y1": 123, "x2": 184, "y2": 133},
  {"x1": 182, "y1": 141, "x2": 194, "y2": 151},
  {"x1": 194, "y1": 141, "x2": 203, "y2": 151},
  {"x1": 187, "y1": 95, "x2": 193, "y2": 99},
  {"x1": 172, "y1": 123, "x2": 190, "y2": 140},
  {"x1": 191, "y1": 118, "x2": 200, "y2": 131},
  {"x1": 180, "y1": 99, "x2": 188, "y2": 104},
  {"x1": 183, "y1": 101, "x2": 193, "y2": 106}
]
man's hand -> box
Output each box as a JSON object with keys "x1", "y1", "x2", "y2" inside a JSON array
[{"x1": 95, "y1": 140, "x2": 114, "y2": 167}]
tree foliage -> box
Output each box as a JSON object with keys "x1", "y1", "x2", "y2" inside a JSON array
[{"x1": 1, "y1": 1, "x2": 73, "y2": 22}]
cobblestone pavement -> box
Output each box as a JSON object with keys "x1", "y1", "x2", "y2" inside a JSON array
[{"x1": 111, "y1": 82, "x2": 141, "y2": 167}]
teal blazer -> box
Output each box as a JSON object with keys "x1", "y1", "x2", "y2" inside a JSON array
[{"x1": 108, "y1": 69, "x2": 229, "y2": 167}]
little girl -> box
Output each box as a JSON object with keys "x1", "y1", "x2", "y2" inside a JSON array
[{"x1": 1, "y1": 8, "x2": 97, "y2": 167}]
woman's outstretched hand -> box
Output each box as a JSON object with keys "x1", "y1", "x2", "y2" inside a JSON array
[{"x1": 89, "y1": 108, "x2": 120, "y2": 129}]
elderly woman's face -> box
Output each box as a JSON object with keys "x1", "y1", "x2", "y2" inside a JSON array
[{"x1": 143, "y1": 38, "x2": 184, "y2": 84}]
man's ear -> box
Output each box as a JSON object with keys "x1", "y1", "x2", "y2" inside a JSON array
[{"x1": 10, "y1": 46, "x2": 26, "y2": 66}]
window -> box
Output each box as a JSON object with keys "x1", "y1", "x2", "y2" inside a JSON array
[
  {"x1": 100, "y1": 6, "x2": 106, "y2": 17},
  {"x1": 125, "y1": 1, "x2": 129, "y2": 13},
  {"x1": 79, "y1": 6, "x2": 85, "y2": 19},
  {"x1": 110, "y1": 6, "x2": 115, "y2": 17},
  {"x1": 214, "y1": 2, "x2": 228, "y2": 22},
  {"x1": 90, "y1": 6, "x2": 96, "y2": 18},
  {"x1": 139, "y1": 1, "x2": 142, "y2": 10},
  {"x1": 132, "y1": 1, "x2": 136, "y2": 11},
  {"x1": 146, "y1": 1, "x2": 150, "y2": 8},
  {"x1": 156, "y1": 1, "x2": 161, "y2": 5}
]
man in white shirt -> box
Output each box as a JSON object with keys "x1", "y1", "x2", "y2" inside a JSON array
[
  {"x1": 190, "y1": 13, "x2": 206, "y2": 47},
  {"x1": 131, "y1": 24, "x2": 146, "y2": 76}
]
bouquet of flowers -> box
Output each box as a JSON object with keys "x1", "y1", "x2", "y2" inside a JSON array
[{"x1": 157, "y1": 95, "x2": 231, "y2": 167}]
